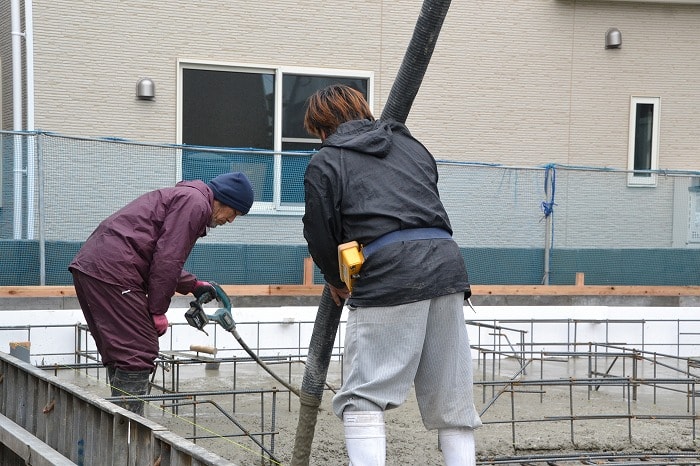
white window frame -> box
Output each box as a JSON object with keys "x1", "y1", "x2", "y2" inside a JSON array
[
  {"x1": 688, "y1": 185, "x2": 700, "y2": 244},
  {"x1": 627, "y1": 96, "x2": 660, "y2": 187},
  {"x1": 176, "y1": 59, "x2": 373, "y2": 215}
]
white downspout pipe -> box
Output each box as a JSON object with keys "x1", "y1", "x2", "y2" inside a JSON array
[
  {"x1": 11, "y1": 0, "x2": 24, "y2": 239},
  {"x1": 25, "y1": 0, "x2": 36, "y2": 239}
]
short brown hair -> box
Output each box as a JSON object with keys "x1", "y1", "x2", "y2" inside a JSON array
[{"x1": 304, "y1": 84, "x2": 375, "y2": 139}]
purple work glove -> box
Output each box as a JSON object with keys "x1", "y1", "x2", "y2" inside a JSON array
[
  {"x1": 152, "y1": 314, "x2": 169, "y2": 336},
  {"x1": 193, "y1": 280, "x2": 217, "y2": 303}
]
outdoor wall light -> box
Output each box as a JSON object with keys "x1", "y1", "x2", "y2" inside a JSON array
[
  {"x1": 136, "y1": 77, "x2": 155, "y2": 100},
  {"x1": 605, "y1": 27, "x2": 622, "y2": 49}
]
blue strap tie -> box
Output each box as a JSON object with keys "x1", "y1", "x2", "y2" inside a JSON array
[{"x1": 362, "y1": 227, "x2": 452, "y2": 258}]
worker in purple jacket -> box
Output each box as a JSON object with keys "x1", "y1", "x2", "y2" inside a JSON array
[{"x1": 69, "y1": 172, "x2": 254, "y2": 415}]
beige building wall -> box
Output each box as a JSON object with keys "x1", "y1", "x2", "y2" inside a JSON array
[{"x1": 2, "y1": 0, "x2": 700, "y2": 170}]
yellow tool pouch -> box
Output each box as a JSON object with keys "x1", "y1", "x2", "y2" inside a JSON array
[{"x1": 337, "y1": 241, "x2": 364, "y2": 292}]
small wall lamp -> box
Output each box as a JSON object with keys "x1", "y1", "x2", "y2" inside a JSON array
[
  {"x1": 136, "y1": 78, "x2": 155, "y2": 100},
  {"x1": 605, "y1": 27, "x2": 622, "y2": 49}
]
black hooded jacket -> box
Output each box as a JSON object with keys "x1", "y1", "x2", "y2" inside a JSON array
[{"x1": 303, "y1": 118, "x2": 470, "y2": 307}]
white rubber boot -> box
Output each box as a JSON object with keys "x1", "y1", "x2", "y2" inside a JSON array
[
  {"x1": 343, "y1": 411, "x2": 386, "y2": 466},
  {"x1": 438, "y1": 427, "x2": 476, "y2": 466}
]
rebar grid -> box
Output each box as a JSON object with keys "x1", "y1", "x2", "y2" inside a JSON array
[
  {"x1": 4, "y1": 316, "x2": 700, "y2": 462},
  {"x1": 471, "y1": 319, "x2": 700, "y2": 453}
]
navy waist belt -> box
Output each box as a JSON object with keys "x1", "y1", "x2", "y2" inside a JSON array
[{"x1": 362, "y1": 227, "x2": 452, "y2": 258}]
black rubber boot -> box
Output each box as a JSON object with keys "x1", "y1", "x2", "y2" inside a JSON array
[
  {"x1": 106, "y1": 365, "x2": 116, "y2": 384},
  {"x1": 109, "y1": 368, "x2": 151, "y2": 416}
]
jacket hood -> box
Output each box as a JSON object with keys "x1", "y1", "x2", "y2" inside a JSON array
[
  {"x1": 322, "y1": 119, "x2": 397, "y2": 158},
  {"x1": 176, "y1": 179, "x2": 212, "y2": 200}
]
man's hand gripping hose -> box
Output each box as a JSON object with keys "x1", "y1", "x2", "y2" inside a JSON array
[{"x1": 184, "y1": 282, "x2": 300, "y2": 397}]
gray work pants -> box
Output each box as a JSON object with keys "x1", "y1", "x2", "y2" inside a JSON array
[{"x1": 333, "y1": 292, "x2": 482, "y2": 430}]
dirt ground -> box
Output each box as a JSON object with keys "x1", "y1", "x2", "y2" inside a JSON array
[{"x1": 111, "y1": 355, "x2": 699, "y2": 466}]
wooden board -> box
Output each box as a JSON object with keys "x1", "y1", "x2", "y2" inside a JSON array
[{"x1": 2, "y1": 284, "x2": 700, "y2": 298}]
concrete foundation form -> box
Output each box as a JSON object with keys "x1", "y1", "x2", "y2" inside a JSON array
[{"x1": 2, "y1": 309, "x2": 700, "y2": 464}]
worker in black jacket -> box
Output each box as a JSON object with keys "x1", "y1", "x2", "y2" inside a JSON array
[{"x1": 302, "y1": 84, "x2": 481, "y2": 466}]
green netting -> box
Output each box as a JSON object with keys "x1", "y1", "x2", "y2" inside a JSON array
[{"x1": 2, "y1": 130, "x2": 700, "y2": 286}]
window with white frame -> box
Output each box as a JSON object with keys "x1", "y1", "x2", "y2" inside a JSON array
[
  {"x1": 178, "y1": 61, "x2": 372, "y2": 213},
  {"x1": 689, "y1": 183, "x2": 700, "y2": 244},
  {"x1": 627, "y1": 96, "x2": 660, "y2": 187}
]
